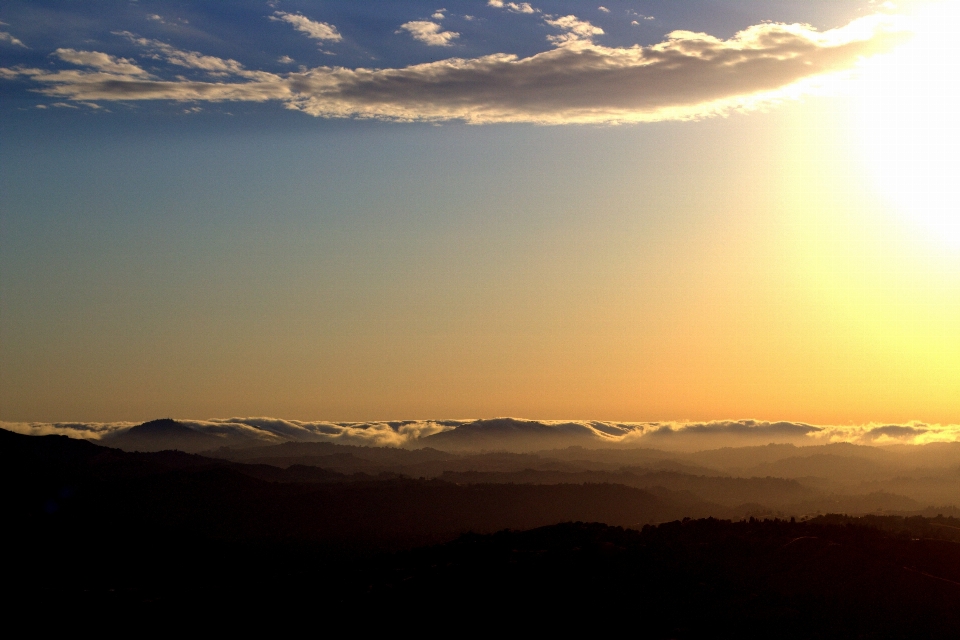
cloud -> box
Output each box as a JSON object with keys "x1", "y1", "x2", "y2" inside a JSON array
[
  {"x1": 54, "y1": 48, "x2": 149, "y2": 76},
  {"x1": 398, "y1": 20, "x2": 459, "y2": 46},
  {"x1": 0, "y1": 418, "x2": 458, "y2": 448},
  {"x1": 598, "y1": 6, "x2": 610, "y2": 13},
  {"x1": 114, "y1": 32, "x2": 251, "y2": 75},
  {"x1": 865, "y1": 424, "x2": 929, "y2": 440},
  {"x1": 544, "y1": 14, "x2": 604, "y2": 45},
  {"x1": 5, "y1": 416, "x2": 959, "y2": 453},
  {"x1": 488, "y1": 1, "x2": 539, "y2": 14},
  {"x1": 2, "y1": 421, "x2": 138, "y2": 439},
  {"x1": 630, "y1": 11, "x2": 655, "y2": 23},
  {"x1": 643, "y1": 420, "x2": 822, "y2": 438},
  {"x1": 0, "y1": 30, "x2": 26, "y2": 47},
  {"x1": 271, "y1": 11, "x2": 342, "y2": 43},
  {"x1": 1, "y1": 14, "x2": 909, "y2": 125},
  {"x1": 112, "y1": 32, "x2": 281, "y2": 82}
]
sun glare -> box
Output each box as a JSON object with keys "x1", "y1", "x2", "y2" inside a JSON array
[{"x1": 855, "y1": 1, "x2": 960, "y2": 248}]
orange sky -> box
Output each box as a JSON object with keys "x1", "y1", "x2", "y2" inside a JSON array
[{"x1": 1, "y1": 1, "x2": 957, "y2": 423}]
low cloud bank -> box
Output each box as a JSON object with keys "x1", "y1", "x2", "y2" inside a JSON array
[
  {"x1": 3, "y1": 417, "x2": 957, "y2": 452},
  {"x1": 0, "y1": 13, "x2": 908, "y2": 123}
]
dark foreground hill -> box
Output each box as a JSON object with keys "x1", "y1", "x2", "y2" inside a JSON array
[
  {"x1": 8, "y1": 516, "x2": 960, "y2": 637},
  {"x1": 1, "y1": 429, "x2": 720, "y2": 548},
  {"x1": 4, "y1": 428, "x2": 960, "y2": 635}
]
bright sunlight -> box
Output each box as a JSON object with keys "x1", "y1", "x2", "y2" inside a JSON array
[{"x1": 856, "y1": 1, "x2": 960, "y2": 248}]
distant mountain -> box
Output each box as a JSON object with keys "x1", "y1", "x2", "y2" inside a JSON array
[
  {"x1": 205, "y1": 440, "x2": 457, "y2": 465},
  {"x1": 419, "y1": 418, "x2": 607, "y2": 452},
  {"x1": 0, "y1": 427, "x2": 723, "y2": 544},
  {"x1": 99, "y1": 418, "x2": 270, "y2": 453},
  {"x1": 99, "y1": 418, "x2": 223, "y2": 452},
  {"x1": 1, "y1": 425, "x2": 114, "y2": 464}
]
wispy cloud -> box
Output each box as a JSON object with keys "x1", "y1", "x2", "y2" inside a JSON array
[
  {"x1": 270, "y1": 11, "x2": 342, "y2": 43},
  {"x1": 630, "y1": 10, "x2": 655, "y2": 24},
  {"x1": 114, "y1": 32, "x2": 247, "y2": 75},
  {"x1": 544, "y1": 14, "x2": 604, "y2": 46},
  {"x1": 0, "y1": 30, "x2": 27, "y2": 48},
  {"x1": 398, "y1": 20, "x2": 460, "y2": 46},
  {"x1": 146, "y1": 14, "x2": 188, "y2": 27},
  {"x1": 54, "y1": 48, "x2": 149, "y2": 76},
  {"x1": 0, "y1": 14, "x2": 908, "y2": 125},
  {"x1": 488, "y1": 1, "x2": 539, "y2": 15}
]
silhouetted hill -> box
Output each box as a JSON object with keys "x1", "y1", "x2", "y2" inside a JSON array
[
  {"x1": 1, "y1": 426, "x2": 111, "y2": 462},
  {"x1": 0, "y1": 427, "x2": 351, "y2": 487},
  {"x1": 440, "y1": 468, "x2": 820, "y2": 508},
  {"x1": 200, "y1": 436, "x2": 959, "y2": 514},
  {"x1": 206, "y1": 440, "x2": 456, "y2": 463},
  {"x1": 101, "y1": 418, "x2": 229, "y2": 452},
  {"x1": 10, "y1": 513, "x2": 960, "y2": 636},
  {"x1": 354, "y1": 518, "x2": 960, "y2": 637},
  {"x1": 419, "y1": 417, "x2": 604, "y2": 451},
  {"x1": 0, "y1": 428, "x2": 719, "y2": 549},
  {"x1": 4, "y1": 427, "x2": 960, "y2": 635}
]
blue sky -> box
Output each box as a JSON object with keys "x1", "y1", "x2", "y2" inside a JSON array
[
  {"x1": 0, "y1": 1, "x2": 895, "y2": 122},
  {"x1": 5, "y1": 1, "x2": 959, "y2": 425}
]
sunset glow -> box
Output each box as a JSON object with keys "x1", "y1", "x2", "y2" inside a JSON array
[
  {"x1": 4, "y1": 4, "x2": 960, "y2": 630},
  {"x1": 856, "y1": 2, "x2": 960, "y2": 248},
  {"x1": 1, "y1": 0, "x2": 958, "y2": 431}
]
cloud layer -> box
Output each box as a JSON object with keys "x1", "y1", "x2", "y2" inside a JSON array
[
  {"x1": 0, "y1": 13, "x2": 908, "y2": 124},
  {"x1": 4, "y1": 417, "x2": 957, "y2": 451}
]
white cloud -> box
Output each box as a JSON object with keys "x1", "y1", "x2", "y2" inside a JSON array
[
  {"x1": 4, "y1": 417, "x2": 959, "y2": 450},
  {"x1": 146, "y1": 14, "x2": 188, "y2": 26},
  {"x1": 114, "y1": 32, "x2": 272, "y2": 79},
  {"x1": 0, "y1": 30, "x2": 26, "y2": 47},
  {"x1": 544, "y1": 14, "x2": 604, "y2": 45},
  {"x1": 278, "y1": 55, "x2": 295, "y2": 64},
  {"x1": 2, "y1": 14, "x2": 909, "y2": 125},
  {"x1": 488, "y1": 1, "x2": 538, "y2": 14},
  {"x1": 271, "y1": 11, "x2": 342, "y2": 42},
  {"x1": 432, "y1": 10, "x2": 446, "y2": 20},
  {"x1": 54, "y1": 48, "x2": 149, "y2": 76},
  {"x1": 598, "y1": 6, "x2": 610, "y2": 13},
  {"x1": 398, "y1": 21, "x2": 460, "y2": 46}
]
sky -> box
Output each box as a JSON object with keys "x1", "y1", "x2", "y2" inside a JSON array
[{"x1": 1, "y1": 0, "x2": 959, "y2": 427}]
